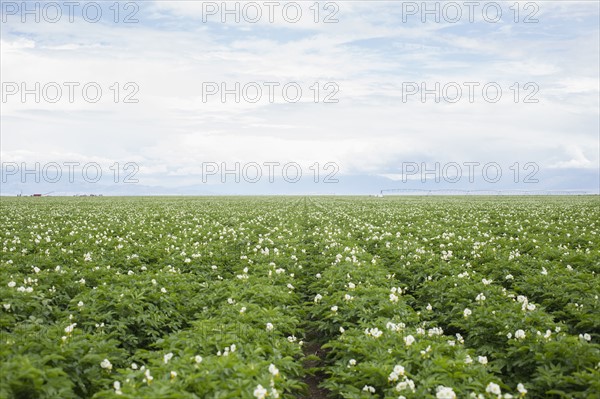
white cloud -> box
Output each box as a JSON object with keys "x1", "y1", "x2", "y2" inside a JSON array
[
  {"x1": 550, "y1": 146, "x2": 598, "y2": 170},
  {"x1": 1, "y1": 0, "x2": 598, "y2": 192}
]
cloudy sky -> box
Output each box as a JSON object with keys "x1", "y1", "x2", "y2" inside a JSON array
[{"x1": 1, "y1": 0, "x2": 598, "y2": 195}]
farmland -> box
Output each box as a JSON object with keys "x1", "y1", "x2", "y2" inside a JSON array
[{"x1": 1, "y1": 196, "x2": 599, "y2": 399}]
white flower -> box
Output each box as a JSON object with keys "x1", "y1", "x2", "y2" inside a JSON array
[
  {"x1": 339, "y1": 326, "x2": 345, "y2": 334},
  {"x1": 515, "y1": 329, "x2": 526, "y2": 340},
  {"x1": 287, "y1": 283, "x2": 295, "y2": 290},
  {"x1": 113, "y1": 381, "x2": 122, "y2": 395},
  {"x1": 3, "y1": 304, "x2": 11, "y2": 310},
  {"x1": 404, "y1": 335, "x2": 415, "y2": 346},
  {"x1": 77, "y1": 301, "x2": 84, "y2": 307},
  {"x1": 517, "y1": 383, "x2": 527, "y2": 394},
  {"x1": 391, "y1": 286, "x2": 402, "y2": 294},
  {"x1": 144, "y1": 369, "x2": 153, "y2": 384},
  {"x1": 282, "y1": 334, "x2": 295, "y2": 342},
  {"x1": 100, "y1": 359, "x2": 112, "y2": 370},
  {"x1": 331, "y1": 305, "x2": 338, "y2": 312},
  {"x1": 505, "y1": 274, "x2": 514, "y2": 280},
  {"x1": 164, "y1": 353, "x2": 173, "y2": 364},
  {"x1": 253, "y1": 384, "x2": 268, "y2": 399},
  {"x1": 395, "y1": 378, "x2": 415, "y2": 392},
  {"x1": 465, "y1": 355, "x2": 473, "y2": 364},
  {"x1": 426, "y1": 303, "x2": 432, "y2": 311},
  {"x1": 463, "y1": 308, "x2": 472, "y2": 317},
  {"x1": 344, "y1": 294, "x2": 353, "y2": 301},
  {"x1": 478, "y1": 356, "x2": 488, "y2": 365},
  {"x1": 131, "y1": 363, "x2": 138, "y2": 369},
  {"x1": 388, "y1": 364, "x2": 405, "y2": 381},
  {"x1": 347, "y1": 282, "x2": 356, "y2": 290},
  {"x1": 348, "y1": 359, "x2": 356, "y2": 367},
  {"x1": 390, "y1": 293, "x2": 399, "y2": 303},
  {"x1": 266, "y1": 323, "x2": 274, "y2": 332},
  {"x1": 194, "y1": 355, "x2": 203, "y2": 363},
  {"x1": 268, "y1": 363, "x2": 279, "y2": 376},
  {"x1": 362, "y1": 385, "x2": 375, "y2": 393},
  {"x1": 240, "y1": 307, "x2": 246, "y2": 313},
  {"x1": 170, "y1": 371, "x2": 177, "y2": 379},
  {"x1": 64, "y1": 323, "x2": 77, "y2": 334},
  {"x1": 476, "y1": 293, "x2": 486, "y2": 301},
  {"x1": 581, "y1": 333, "x2": 591, "y2": 341},
  {"x1": 428, "y1": 327, "x2": 444, "y2": 337},
  {"x1": 314, "y1": 294, "x2": 323, "y2": 303},
  {"x1": 486, "y1": 382, "x2": 501, "y2": 395},
  {"x1": 161, "y1": 287, "x2": 167, "y2": 293},
  {"x1": 386, "y1": 321, "x2": 405, "y2": 332},
  {"x1": 396, "y1": 381, "x2": 408, "y2": 391},
  {"x1": 316, "y1": 273, "x2": 321, "y2": 279},
  {"x1": 227, "y1": 298, "x2": 235, "y2": 304},
  {"x1": 436, "y1": 385, "x2": 456, "y2": 399},
  {"x1": 365, "y1": 327, "x2": 383, "y2": 338},
  {"x1": 8, "y1": 281, "x2": 16, "y2": 288}
]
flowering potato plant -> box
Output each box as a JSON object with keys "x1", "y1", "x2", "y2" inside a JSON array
[{"x1": 1, "y1": 196, "x2": 598, "y2": 398}]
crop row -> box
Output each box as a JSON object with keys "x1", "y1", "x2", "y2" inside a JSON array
[{"x1": 1, "y1": 196, "x2": 598, "y2": 398}]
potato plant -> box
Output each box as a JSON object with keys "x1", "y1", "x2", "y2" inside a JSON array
[{"x1": 1, "y1": 196, "x2": 598, "y2": 398}]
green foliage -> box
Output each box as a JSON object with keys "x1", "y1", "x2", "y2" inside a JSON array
[{"x1": 1, "y1": 196, "x2": 598, "y2": 398}]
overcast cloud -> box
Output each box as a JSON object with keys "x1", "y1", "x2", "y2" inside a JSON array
[{"x1": 1, "y1": 1, "x2": 598, "y2": 195}]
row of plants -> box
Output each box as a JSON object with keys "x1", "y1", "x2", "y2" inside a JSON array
[
  {"x1": 1, "y1": 196, "x2": 598, "y2": 398},
  {"x1": 307, "y1": 197, "x2": 599, "y2": 398},
  {"x1": 1, "y1": 197, "x2": 312, "y2": 398}
]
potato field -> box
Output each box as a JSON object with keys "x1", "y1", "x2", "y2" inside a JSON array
[{"x1": 1, "y1": 196, "x2": 599, "y2": 399}]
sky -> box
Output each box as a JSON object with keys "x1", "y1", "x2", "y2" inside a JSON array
[{"x1": 1, "y1": 0, "x2": 599, "y2": 195}]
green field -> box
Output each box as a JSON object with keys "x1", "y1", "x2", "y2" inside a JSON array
[{"x1": 1, "y1": 196, "x2": 599, "y2": 399}]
